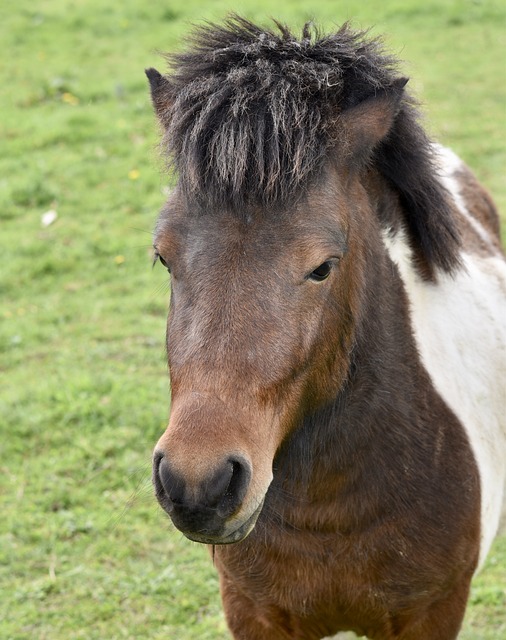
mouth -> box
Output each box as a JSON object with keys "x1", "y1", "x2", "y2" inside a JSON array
[{"x1": 183, "y1": 498, "x2": 265, "y2": 545}]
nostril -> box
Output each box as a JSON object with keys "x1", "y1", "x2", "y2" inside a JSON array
[
  {"x1": 153, "y1": 452, "x2": 185, "y2": 509},
  {"x1": 217, "y1": 456, "x2": 251, "y2": 518},
  {"x1": 204, "y1": 461, "x2": 234, "y2": 508}
]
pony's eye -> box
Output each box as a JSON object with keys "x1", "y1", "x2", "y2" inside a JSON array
[
  {"x1": 308, "y1": 261, "x2": 333, "y2": 282},
  {"x1": 154, "y1": 251, "x2": 171, "y2": 273}
]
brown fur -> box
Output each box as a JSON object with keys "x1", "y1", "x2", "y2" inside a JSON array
[{"x1": 209, "y1": 172, "x2": 480, "y2": 639}]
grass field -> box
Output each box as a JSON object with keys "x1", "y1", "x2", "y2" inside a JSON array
[{"x1": 1, "y1": 0, "x2": 505, "y2": 638}]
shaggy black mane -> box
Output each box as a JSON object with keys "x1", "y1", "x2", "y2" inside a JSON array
[{"x1": 150, "y1": 16, "x2": 460, "y2": 273}]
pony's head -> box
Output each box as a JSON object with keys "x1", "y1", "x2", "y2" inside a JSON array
[{"x1": 147, "y1": 18, "x2": 458, "y2": 544}]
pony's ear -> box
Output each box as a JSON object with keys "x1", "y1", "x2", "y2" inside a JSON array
[
  {"x1": 339, "y1": 77, "x2": 409, "y2": 164},
  {"x1": 145, "y1": 67, "x2": 173, "y2": 127}
]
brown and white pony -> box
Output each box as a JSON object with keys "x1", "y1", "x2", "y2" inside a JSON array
[{"x1": 146, "y1": 18, "x2": 506, "y2": 640}]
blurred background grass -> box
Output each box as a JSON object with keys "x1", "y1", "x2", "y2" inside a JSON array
[{"x1": 0, "y1": 1, "x2": 504, "y2": 638}]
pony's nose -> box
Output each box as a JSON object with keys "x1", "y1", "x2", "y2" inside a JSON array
[{"x1": 153, "y1": 451, "x2": 251, "y2": 519}]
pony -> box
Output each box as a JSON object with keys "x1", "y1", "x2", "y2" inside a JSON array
[{"x1": 145, "y1": 17, "x2": 506, "y2": 640}]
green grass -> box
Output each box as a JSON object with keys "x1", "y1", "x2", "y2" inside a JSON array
[{"x1": 1, "y1": 0, "x2": 504, "y2": 638}]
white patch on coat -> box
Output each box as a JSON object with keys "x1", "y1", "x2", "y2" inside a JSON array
[
  {"x1": 382, "y1": 148, "x2": 506, "y2": 571},
  {"x1": 433, "y1": 144, "x2": 499, "y2": 252}
]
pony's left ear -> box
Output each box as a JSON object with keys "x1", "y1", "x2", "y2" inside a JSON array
[
  {"x1": 145, "y1": 67, "x2": 173, "y2": 128},
  {"x1": 338, "y1": 77, "x2": 409, "y2": 164}
]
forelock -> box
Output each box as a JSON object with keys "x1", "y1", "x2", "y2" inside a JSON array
[{"x1": 159, "y1": 16, "x2": 399, "y2": 212}]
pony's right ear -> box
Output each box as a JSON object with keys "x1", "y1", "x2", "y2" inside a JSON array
[{"x1": 145, "y1": 67, "x2": 173, "y2": 127}]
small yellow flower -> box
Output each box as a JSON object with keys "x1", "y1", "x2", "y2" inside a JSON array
[
  {"x1": 128, "y1": 169, "x2": 140, "y2": 180},
  {"x1": 62, "y1": 92, "x2": 79, "y2": 106},
  {"x1": 114, "y1": 255, "x2": 126, "y2": 265}
]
